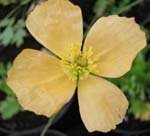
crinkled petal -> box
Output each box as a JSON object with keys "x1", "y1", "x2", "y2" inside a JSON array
[
  {"x1": 26, "y1": 0, "x2": 83, "y2": 57},
  {"x1": 84, "y1": 15, "x2": 146, "y2": 78},
  {"x1": 78, "y1": 75, "x2": 128, "y2": 132},
  {"x1": 7, "y1": 49, "x2": 76, "y2": 117}
]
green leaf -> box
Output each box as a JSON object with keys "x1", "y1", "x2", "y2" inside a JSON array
[
  {"x1": 0, "y1": 62, "x2": 15, "y2": 96},
  {"x1": 0, "y1": 18, "x2": 15, "y2": 27},
  {"x1": 13, "y1": 27, "x2": 26, "y2": 47},
  {"x1": 0, "y1": 62, "x2": 21, "y2": 119},
  {"x1": 0, "y1": 26, "x2": 14, "y2": 46},
  {"x1": 0, "y1": 80, "x2": 15, "y2": 96},
  {"x1": 0, "y1": 63, "x2": 6, "y2": 77},
  {"x1": 12, "y1": 19, "x2": 27, "y2": 47},
  {"x1": 94, "y1": 0, "x2": 108, "y2": 16},
  {"x1": 0, "y1": 97, "x2": 21, "y2": 120},
  {"x1": 0, "y1": 18, "x2": 27, "y2": 47},
  {"x1": 129, "y1": 99, "x2": 150, "y2": 121},
  {"x1": 94, "y1": 0, "x2": 115, "y2": 16}
]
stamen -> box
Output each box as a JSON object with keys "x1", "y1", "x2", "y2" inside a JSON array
[{"x1": 61, "y1": 45, "x2": 98, "y2": 81}]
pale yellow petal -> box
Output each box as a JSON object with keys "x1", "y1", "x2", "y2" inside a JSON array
[
  {"x1": 26, "y1": 0, "x2": 83, "y2": 56},
  {"x1": 7, "y1": 49, "x2": 76, "y2": 117},
  {"x1": 78, "y1": 75, "x2": 128, "y2": 132},
  {"x1": 84, "y1": 15, "x2": 146, "y2": 78}
]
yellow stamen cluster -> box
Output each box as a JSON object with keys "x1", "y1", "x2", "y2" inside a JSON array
[{"x1": 60, "y1": 45, "x2": 98, "y2": 81}]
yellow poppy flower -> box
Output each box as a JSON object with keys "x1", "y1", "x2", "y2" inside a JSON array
[{"x1": 7, "y1": 0, "x2": 146, "y2": 133}]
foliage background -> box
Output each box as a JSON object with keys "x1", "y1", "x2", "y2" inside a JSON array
[{"x1": 0, "y1": 0, "x2": 150, "y2": 136}]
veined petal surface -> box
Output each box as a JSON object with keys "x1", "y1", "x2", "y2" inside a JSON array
[
  {"x1": 26, "y1": 0, "x2": 83, "y2": 57},
  {"x1": 7, "y1": 49, "x2": 76, "y2": 117},
  {"x1": 78, "y1": 75, "x2": 128, "y2": 132},
  {"x1": 84, "y1": 15, "x2": 146, "y2": 78}
]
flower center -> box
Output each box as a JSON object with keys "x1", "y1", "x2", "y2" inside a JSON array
[{"x1": 60, "y1": 45, "x2": 98, "y2": 81}]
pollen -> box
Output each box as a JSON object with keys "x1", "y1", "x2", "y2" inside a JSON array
[{"x1": 60, "y1": 45, "x2": 98, "y2": 81}]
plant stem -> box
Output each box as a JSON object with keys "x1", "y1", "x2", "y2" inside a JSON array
[
  {"x1": 115, "y1": 0, "x2": 144, "y2": 14},
  {"x1": 5, "y1": 0, "x2": 31, "y2": 19},
  {"x1": 5, "y1": 6, "x2": 21, "y2": 19},
  {"x1": 85, "y1": 0, "x2": 144, "y2": 35},
  {"x1": 40, "y1": 115, "x2": 56, "y2": 136}
]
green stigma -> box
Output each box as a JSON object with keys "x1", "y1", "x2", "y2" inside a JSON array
[{"x1": 60, "y1": 45, "x2": 98, "y2": 81}]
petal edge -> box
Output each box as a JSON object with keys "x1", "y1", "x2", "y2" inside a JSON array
[{"x1": 78, "y1": 75, "x2": 128, "y2": 132}]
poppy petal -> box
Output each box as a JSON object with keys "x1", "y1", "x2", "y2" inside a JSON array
[
  {"x1": 78, "y1": 75, "x2": 128, "y2": 132},
  {"x1": 26, "y1": 0, "x2": 83, "y2": 57},
  {"x1": 84, "y1": 15, "x2": 146, "y2": 78},
  {"x1": 7, "y1": 49, "x2": 76, "y2": 117}
]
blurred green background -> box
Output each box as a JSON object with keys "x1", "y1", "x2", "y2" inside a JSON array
[{"x1": 0, "y1": 0, "x2": 150, "y2": 136}]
